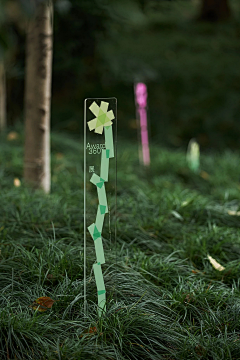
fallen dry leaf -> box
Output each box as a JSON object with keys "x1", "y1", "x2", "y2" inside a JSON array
[
  {"x1": 88, "y1": 326, "x2": 97, "y2": 334},
  {"x1": 207, "y1": 254, "x2": 225, "y2": 271},
  {"x1": 234, "y1": 338, "x2": 240, "y2": 342},
  {"x1": 129, "y1": 343, "x2": 150, "y2": 352},
  {"x1": 7, "y1": 131, "x2": 19, "y2": 141},
  {"x1": 14, "y1": 178, "x2": 21, "y2": 187},
  {"x1": 195, "y1": 344, "x2": 206, "y2": 356},
  {"x1": 192, "y1": 270, "x2": 199, "y2": 274},
  {"x1": 200, "y1": 170, "x2": 209, "y2": 180},
  {"x1": 182, "y1": 292, "x2": 194, "y2": 304},
  {"x1": 192, "y1": 269, "x2": 206, "y2": 275},
  {"x1": 29, "y1": 296, "x2": 58, "y2": 312},
  {"x1": 227, "y1": 210, "x2": 240, "y2": 216},
  {"x1": 171, "y1": 210, "x2": 183, "y2": 221},
  {"x1": 206, "y1": 281, "x2": 212, "y2": 292},
  {"x1": 80, "y1": 326, "x2": 100, "y2": 337}
]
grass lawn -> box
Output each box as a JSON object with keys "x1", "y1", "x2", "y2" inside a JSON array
[{"x1": 1, "y1": 127, "x2": 240, "y2": 359}]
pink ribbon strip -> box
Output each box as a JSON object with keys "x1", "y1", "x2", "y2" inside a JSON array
[{"x1": 135, "y1": 82, "x2": 150, "y2": 166}]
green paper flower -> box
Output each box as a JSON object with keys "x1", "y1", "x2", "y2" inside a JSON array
[{"x1": 88, "y1": 101, "x2": 115, "y2": 134}]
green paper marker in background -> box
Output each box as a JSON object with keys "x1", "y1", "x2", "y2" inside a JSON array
[{"x1": 187, "y1": 138, "x2": 200, "y2": 173}]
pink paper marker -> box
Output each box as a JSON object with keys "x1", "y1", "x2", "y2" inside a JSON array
[{"x1": 135, "y1": 82, "x2": 150, "y2": 166}]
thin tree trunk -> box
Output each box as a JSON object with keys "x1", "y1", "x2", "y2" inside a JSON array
[
  {"x1": 0, "y1": 61, "x2": 6, "y2": 131},
  {"x1": 24, "y1": 0, "x2": 53, "y2": 193},
  {"x1": 197, "y1": 0, "x2": 231, "y2": 22}
]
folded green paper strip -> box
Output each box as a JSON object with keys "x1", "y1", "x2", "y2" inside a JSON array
[
  {"x1": 87, "y1": 223, "x2": 105, "y2": 264},
  {"x1": 93, "y1": 262, "x2": 106, "y2": 313},
  {"x1": 100, "y1": 149, "x2": 109, "y2": 181},
  {"x1": 96, "y1": 205, "x2": 105, "y2": 231},
  {"x1": 104, "y1": 126, "x2": 114, "y2": 158}
]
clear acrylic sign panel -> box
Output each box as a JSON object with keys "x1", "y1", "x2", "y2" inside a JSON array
[{"x1": 84, "y1": 98, "x2": 117, "y2": 316}]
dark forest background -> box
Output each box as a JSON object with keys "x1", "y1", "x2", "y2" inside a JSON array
[{"x1": 1, "y1": 0, "x2": 240, "y2": 149}]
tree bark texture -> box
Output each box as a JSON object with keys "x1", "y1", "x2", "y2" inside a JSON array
[
  {"x1": 0, "y1": 61, "x2": 6, "y2": 131},
  {"x1": 198, "y1": 0, "x2": 231, "y2": 22},
  {"x1": 24, "y1": 0, "x2": 53, "y2": 193}
]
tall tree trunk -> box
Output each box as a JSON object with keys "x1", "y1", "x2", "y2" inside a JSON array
[
  {"x1": 198, "y1": 0, "x2": 231, "y2": 22},
  {"x1": 24, "y1": 0, "x2": 53, "y2": 193},
  {"x1": 0, "y1": 60, "x2": 6, "y2": 131}
]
